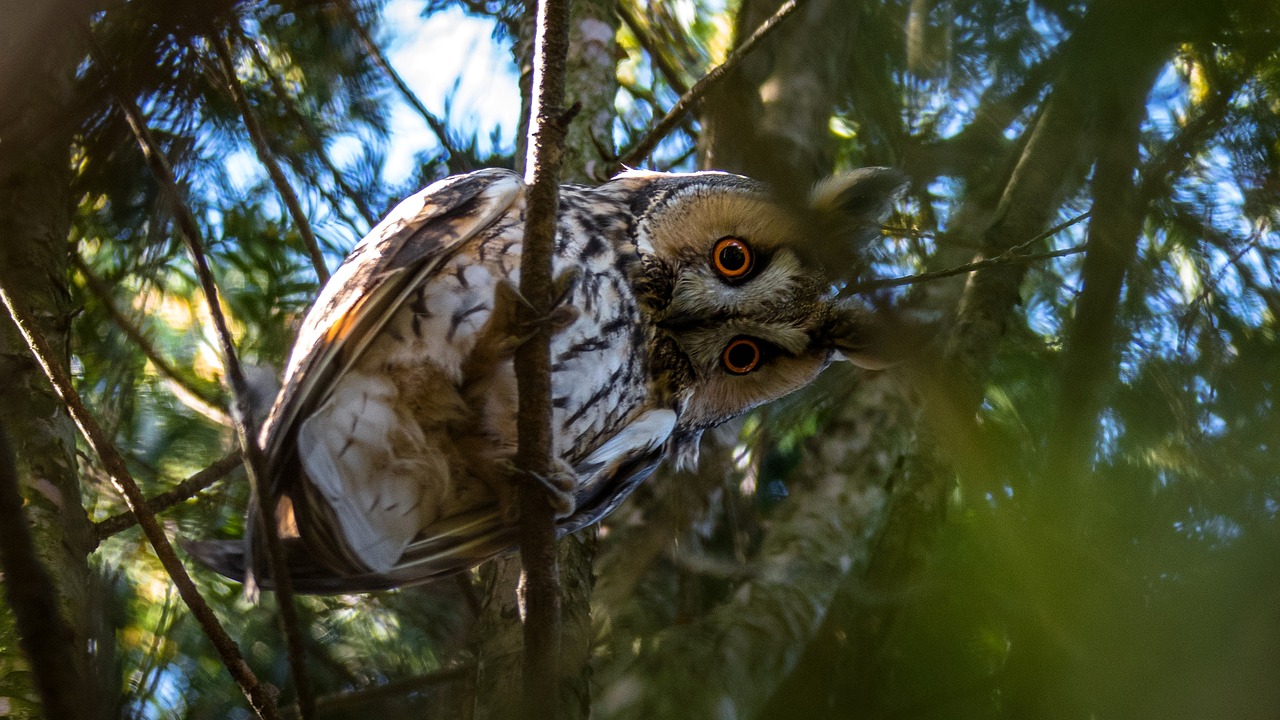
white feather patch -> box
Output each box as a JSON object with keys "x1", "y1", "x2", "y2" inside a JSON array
[
  {"x1": 298, "y1": 372, "x2": 447, "y2": 572},
  {"x1": 581, "y1": 408, "x2": 676, "y2": 469}
]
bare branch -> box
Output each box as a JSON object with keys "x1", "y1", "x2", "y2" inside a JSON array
[
  {"x1": 71, "y1": 253, "x2": 231, "y2": 426},
  {"x1": 515, "y1": 0, "x2": 575, "y2": 713},
  {"x1": 0, "y1": 282, "x2": 281, "y2": 720},
  {"x1": 615, "y1": 0, "x2": 806, "y2": 168},
  {"x1": 280, "y1": 664, "x2": 475, "y2": 719},
  {"x1": 92, "y1": 450, "x2": 243, "y2": 546},
  {"x1": 852, "y1": 223, "x2": 1090, "y2": 294},
  {"x1": 207, "y1": 33, "x2": 330, "y2": 284},
  {"x1": 0, "y1": 423, "x2": 89, "y2": 720}
]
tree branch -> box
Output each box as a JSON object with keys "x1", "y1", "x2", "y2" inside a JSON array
[
  {"x1": 615, "y1": 0, "x2": 806, "y2": 168},
  {"x1": 0, "y1": 423, "x2": 88, "y2": 720},
  {"x1": 280, "y1": 664, "x2": 475, "y2": 719},
  {"x1": 617, "y1": 4, "x2": 689, "y2": 96},
  {"x1": 335, "y1": 0, "x2": 464, "y2": 167},
  {"x1": 515, "y1": 0, "x2": 574, "y2": 713},
  {"x1": 237, "y1": 30, "x2": 380, "y2": 228},
  {"x1": 0, "y1": 282, "x2": 281, "y2": 720},
  {"x1": 91, "y1": 450, "x2": 243, "y2": 546},
  {"x1": 852, "y1": 213, "x2": 1092, "y2": 293},
  {"x1": 89, "y1": 33, "x2": 316, "y2": 719},
  {"x1": 207, "y1": 32, "x2": 330, "y2": 284}
]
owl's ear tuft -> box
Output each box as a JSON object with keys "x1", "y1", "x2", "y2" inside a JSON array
[{"x1": 809, "y1": 167, "x2": 908, "y2": 242}]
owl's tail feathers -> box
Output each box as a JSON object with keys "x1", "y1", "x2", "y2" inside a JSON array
[
  {"x1": 180, "y1": 509, "x2": 513, "y2": 594},
  {"x1": 181, "y1": 536, "x2": 322, "y2": 590}
]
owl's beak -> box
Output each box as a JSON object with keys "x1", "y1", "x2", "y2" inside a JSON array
[{"x1": 656, "y1": 307, "x2": 728, "y2": 332}]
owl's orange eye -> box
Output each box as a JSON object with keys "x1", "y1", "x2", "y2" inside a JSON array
[
  {"x1": 722, "y1": 338, "x2": 762, "y2": 374},
  {"x1": 712, "y1": 237, "x2": 753, "y2": 279}
]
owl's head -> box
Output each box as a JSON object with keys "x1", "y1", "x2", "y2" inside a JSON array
[{"x1": 620, "y1": 167, "x2": 908, "y2": 430}]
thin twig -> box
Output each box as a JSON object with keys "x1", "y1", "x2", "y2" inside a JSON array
[
  {"x1": 71, "y1": 254, "x2": 231, "y2": 426},
  {"x1": 237, "y1": 30, "x2": 379, "y2": 227},
  {"x1": 336, "y1": 0, "x2": 462, "y2": 163},
  {"x1": 0, "y1": 283, "x2": 281, "y2": 720},
  {"x1": 1000, "y1": 210, "x2": 1092, "y2": 258},
  {"x1": 89, "y1": 34, "x2": 316, "y2": 719},
  {"x1": 853, "y1": 211, "x2": 1092, "y2": 292},
  {"x1": 92, "y1": 449, "x2": 244, "y2": 546},
  {"x1": 616, "y1": 0, "x2": 806, "y2": 168},
  {"x1": 851, "y1": 245, "x2": 1087, "y2": 293},
  {"x1": 0, "y1": 423, "x2": 89, "y2": 720},
  {"x1": 207, "y1": 33, "x2": 330, "y2": 284},
  {"x1": 516, "y1": 0, "x2": 574, "y2": 713}
]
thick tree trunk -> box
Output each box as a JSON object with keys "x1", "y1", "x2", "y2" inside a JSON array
[{"x1": 0, "y1": 3, "x2": 94, "y2": 716}]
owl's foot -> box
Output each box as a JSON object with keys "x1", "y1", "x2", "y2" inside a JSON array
[
  {"x1": 492, "y1": 457, "x2": 577, "y2": 525},
  {"x1": 460, "y1": 270, "x2": 579, "y2": 403},
  {"x1": 491, "y1": 268, "x2": 580, "y2": 341}
]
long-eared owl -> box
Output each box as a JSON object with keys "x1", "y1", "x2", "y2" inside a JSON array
[{"x1": 187, "y1": 166, "x2": 907, "y2": 593}]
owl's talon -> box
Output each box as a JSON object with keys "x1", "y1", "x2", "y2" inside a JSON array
[
  {"x1": 492, "y1": 270, "x2": 579, "y2": 338},
  {"x1": 490, "y1": 458, "x2": 577, "y2": 524}
]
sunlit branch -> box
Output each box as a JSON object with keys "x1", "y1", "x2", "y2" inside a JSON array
[
  {"x1": 90, "y1": 35, "x2": 315, "y2": 720},
  {"x1": 336, "y1": 0, "x2": 464, "y2": 166},
  {"x1": 238, "y1": 30, "x2": 380, "y2": 227},
  {"x1": 92, "y1": 450, "x2": 243, "y2": 546},
  {"x1": 617, "y1": 4, "x2": 689, "y2": 96},
  {"x1": 71, "y1": 253, "x2": 231, "y2": 426},
  {"x1": 207, "y1": 33, "x2": 330, "y2": 284},
  {"x1": 0, "y1": 280, "x2": 282, "y2": 720},
  {"x1": 616, "y1": 0, "x2": 807, "y2": 168}
]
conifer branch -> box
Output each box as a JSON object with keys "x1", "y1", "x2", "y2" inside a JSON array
[
  {"x1": 92, "y1": 450, "x2": 244, "y2": 545},
  {"x1": 207, "y1": 32, "x2": 330, "y2": 284},
  {"x1": 89, "y1": 32, "x2": 316, "y2": 719},
  {"x1": 0, "y1": 283, "x2": 282, "y2": 720},
  {"x1": 71, "y1": 253, "x2": 231, "y2": 426},
  {"x1": 616, "y1": 0, "x2": 806, "y2": 168}
]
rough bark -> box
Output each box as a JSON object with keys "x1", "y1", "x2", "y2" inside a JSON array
[
  {"x1": 0, "y1": 426, "x2": 88, "y2": 720},
  {"x1": 471, "y1": 1, "x2": 620, "y2": 719},
  {"x1": 0, "y1": 4, "x2": 93, "y2": 716}
]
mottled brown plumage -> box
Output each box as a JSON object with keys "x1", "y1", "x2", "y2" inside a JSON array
[{"x1": 186, "y1": 166, "x2": 906, "y2": 593}]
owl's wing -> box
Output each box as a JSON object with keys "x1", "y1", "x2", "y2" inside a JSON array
[
  {"x1": 188, "y1": 409, "x2": 676, "y2": 593},
  {"x1": 261, "y1": 168, "x2": 525, "y2": 466},
  {"x1": 186, "y1": 169, "x2": 524, "y2": 585}
]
